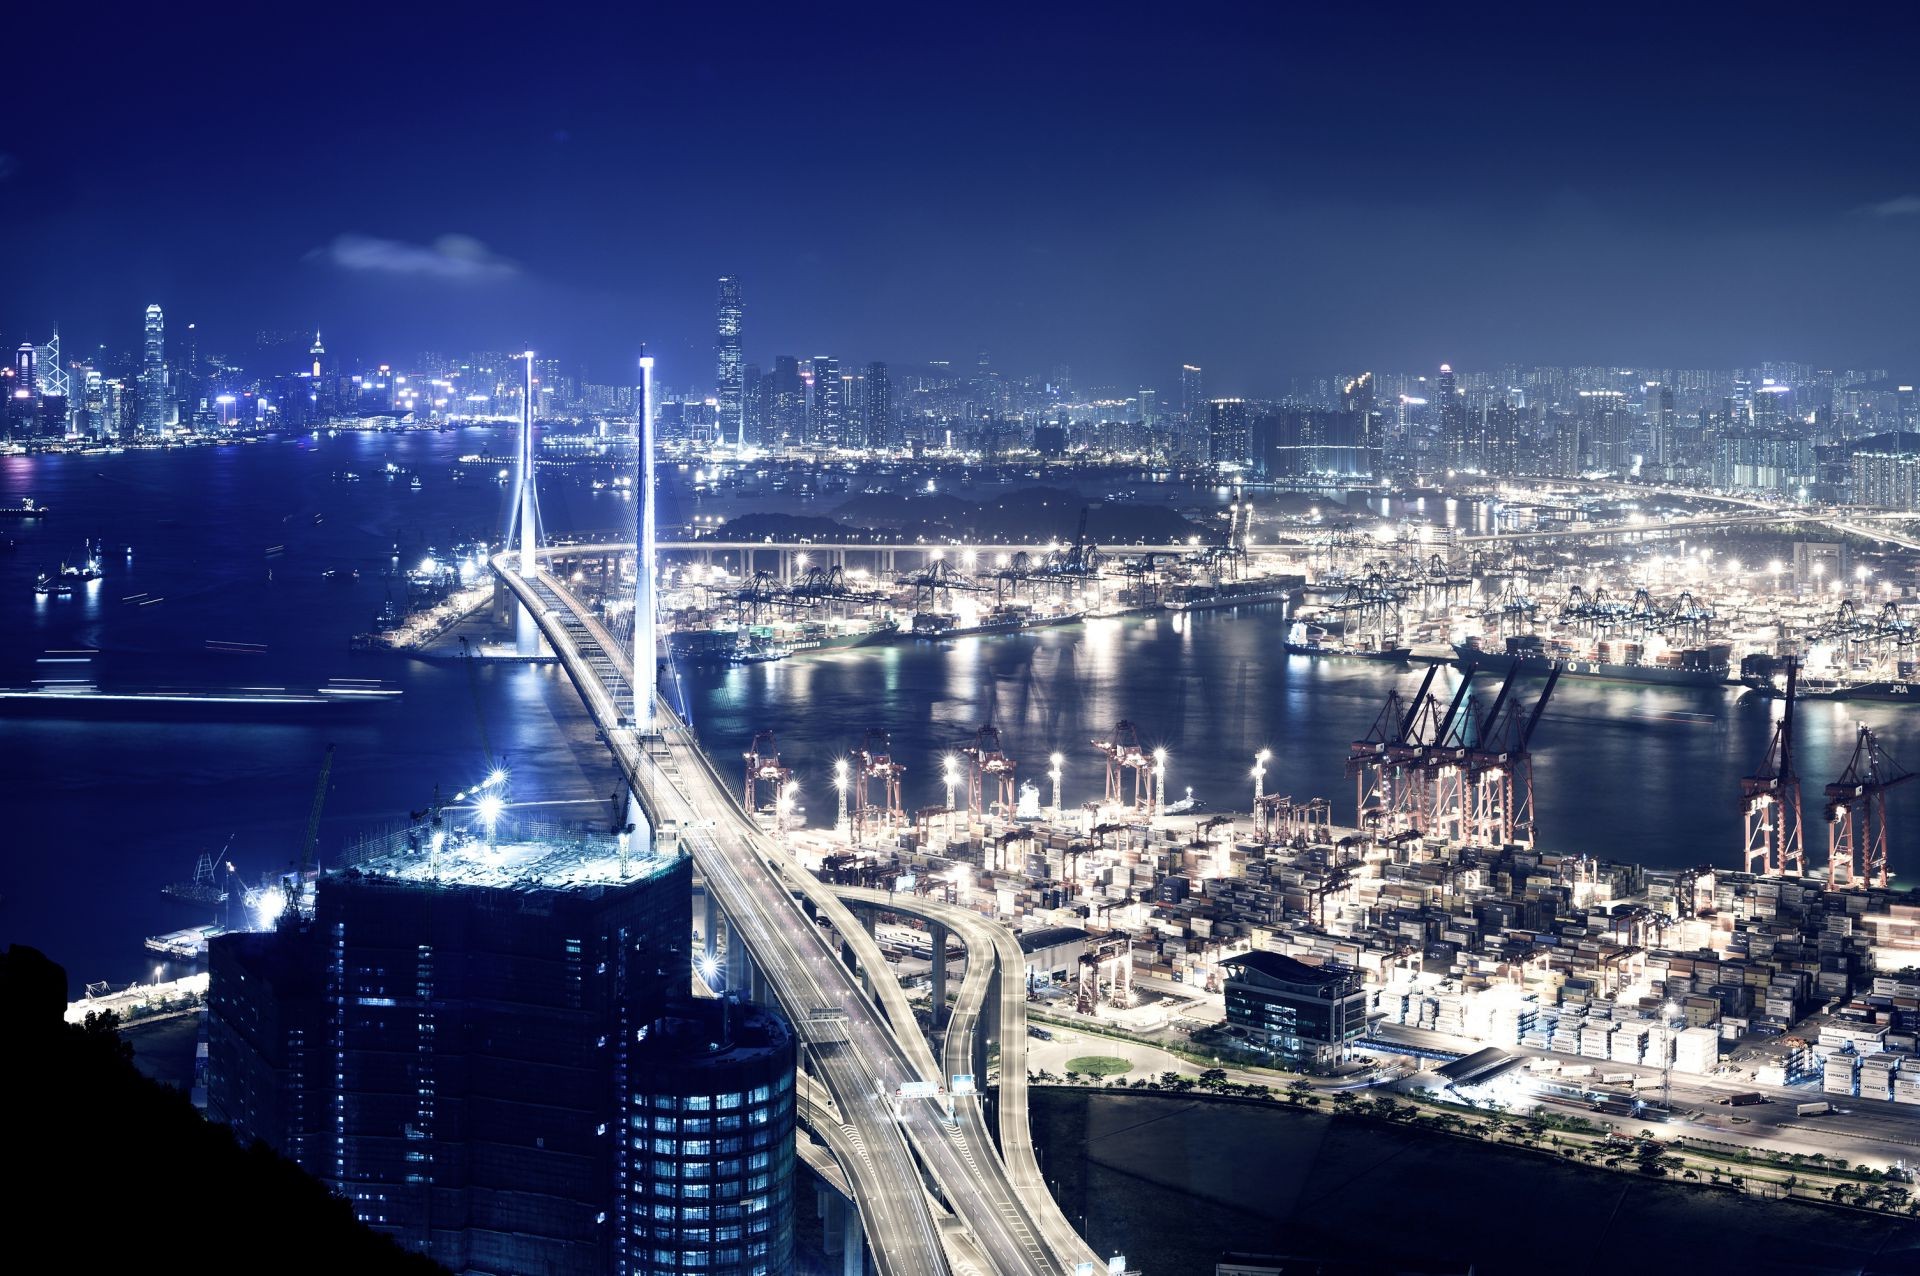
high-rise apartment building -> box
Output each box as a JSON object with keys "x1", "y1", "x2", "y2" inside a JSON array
[
  {"x1": 809, "y1": 356, "x2": 843, "y2": 444},
  {"x1": 1436, "y1": 363, "x2": 1467, "y2": 471},
  {"x1": 1206, "y1": 399, "x2": 1251, "y2": 466},
  {"x1": 863, "y1": 361, "x2": 891, "y2": 448},
  {"x1": 628, "y1": 998, "x2": 797, "y2": 1275},
  {"x1": 715, "y1": 276, "x2": 744, "y2": 446},
  {"x1": 139, "y1": 303, "x2": 168, "y2": 434},
  {"x1": 208, "y1": 826, "x2": 740, "y2": 1276},
  {"x1": 769, "y1": 357, "x2": 804, "y2": 443},
  {"x1": 1180, "y1": 364, "x2": 1203, "y2": 421}
]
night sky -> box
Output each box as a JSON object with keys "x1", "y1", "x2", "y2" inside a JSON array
[{"x1": 5, "y1": 2, "x2": 1918, "y2": 390}]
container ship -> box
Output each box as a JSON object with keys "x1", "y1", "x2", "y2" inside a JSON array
[
  {"x1": 1456, "y1": 633, "x2": 1731, "y2": 688},
  {"x1": 1740, "y1": 653, "x2": 1920, "y2": 702},
  {"x1": 1283, "y1": 620, "x2": 1410, "y2": 661}
]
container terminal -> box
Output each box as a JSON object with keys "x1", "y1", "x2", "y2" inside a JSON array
[{"x1": 688, "y1": 655, "x2": 1920, "y2": 1149}]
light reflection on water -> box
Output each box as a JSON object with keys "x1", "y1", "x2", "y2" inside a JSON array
[{"x1": 677, "y1": 608, "x2": 1920, "y2": 881}]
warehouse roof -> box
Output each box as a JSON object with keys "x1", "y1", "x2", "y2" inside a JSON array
[{"x1": 1017, "y1": 926, "x2": 1088, "y2": 953}]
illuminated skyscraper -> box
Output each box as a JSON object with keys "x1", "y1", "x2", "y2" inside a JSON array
[
  {"x1": 1206, "y1": 399, "x2": 1251, "y2": 465},
  {"x1": 809, "y1": 355, "x2": 843, "y2": 444},
  {"x1": 139, "y1": 304, "x2": 167, "y2": 434},
  {"x1": 715, "y1": 276, "x2": 744, "y2": 446},
  {"x1": 1181, "y1": 364, "x2": 1203, "y2": 420}
]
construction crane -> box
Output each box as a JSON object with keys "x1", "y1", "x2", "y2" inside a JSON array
[
  {"x1": 1823, "y1": 725, "x2": 1913, "y2": 889},
  {"x1": 282, "y1": 743, "x2": 335, "y2": 923},
  {"x1": 1741, "y1": 656, "x2": 1805, "y2": 877}
]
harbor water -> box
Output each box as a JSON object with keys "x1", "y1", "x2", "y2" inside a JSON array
[{"x1": 3, "y1": 433, "x2": 1917, "y2": 993}]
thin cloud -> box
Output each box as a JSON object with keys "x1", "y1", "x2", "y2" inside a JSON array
[
  {"x1": 1857, "y1": 194, "x2": 1920, "y2": 218},
  {"x1": 308, "y1": 233, "x2": 519, "y2": 280}
]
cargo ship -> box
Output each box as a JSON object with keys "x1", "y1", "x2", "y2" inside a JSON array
[
  {"x1": 911, "y1": 608, "x2": 1029, "y2": 639},
  {"x1": 1456, "y1": 634, "x2": 1731, "y2": 688},
  {"x1": 1283, "y1": 620, "x2": 1409, "y2": 661},
  {"x1": 1167, "y1": 576, "x2": 1302, "y2": 613},
  {"x1": 1740, "y1": 653, "x2": 1920, "y2": 702}
]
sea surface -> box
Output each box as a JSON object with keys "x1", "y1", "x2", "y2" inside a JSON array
[{"x1": 4, "y1": 433, "x2": 1917, "y2": 994}]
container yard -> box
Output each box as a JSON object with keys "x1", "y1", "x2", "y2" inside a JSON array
[{"x1": 726, "y1": 651, "x2": 1920, "y2": 1117}]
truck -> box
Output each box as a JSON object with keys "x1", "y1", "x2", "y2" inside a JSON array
[
  {"x1": 1601, "y1": 1071, "x2": 1636, "y2": 1085},
  {"x1": 1561, "y1": 1065, "x2": 1594, "y2": 1079},
  {"x1": 1795, "y1": 1100, "x2": 1832, "y2": 1117}
]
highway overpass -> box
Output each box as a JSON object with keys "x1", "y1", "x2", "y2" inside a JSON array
[{"x1": 492, "y1": 555, "x2": 1101, "y2": 1276}]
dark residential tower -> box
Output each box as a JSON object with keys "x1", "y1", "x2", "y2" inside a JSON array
[
  {"x1": 863, "y1": 361, "x2": 891, "y2": 447},
  {"x1": 209, "y1": 829, "x2": 703, "y2": 1276}
]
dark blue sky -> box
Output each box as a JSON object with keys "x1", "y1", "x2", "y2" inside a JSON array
[{"x1": 4, "y1": 2, "x2": 1918, "y2": 392}]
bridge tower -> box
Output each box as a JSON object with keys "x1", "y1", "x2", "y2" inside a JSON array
[
  {"x1": 633, "y1": 351, "x2": 658, "y2": 730},
  {"x1": 512, "y1": 351, "x2": 542, "y2": 655}
]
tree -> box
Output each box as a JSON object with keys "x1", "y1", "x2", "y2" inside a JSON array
[{"x1": 1286, "y1": 1080, "x2": 1312, "y2": 1106}]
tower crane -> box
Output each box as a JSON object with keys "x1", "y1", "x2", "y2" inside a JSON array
[{"x1": 282, "y1": 743, "x2": 335, "y2": 923}]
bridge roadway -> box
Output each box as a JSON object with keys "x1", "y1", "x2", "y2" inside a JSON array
[
  {"x1": 492, "y1": 556, "x2": 1098, "y2": 1276},
  {"x1": 831, "y1": 887, "x2": 1082, "y2": 1270}
]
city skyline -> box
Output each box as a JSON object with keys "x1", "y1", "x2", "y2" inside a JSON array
[{"x1": 5, "y1": 5, "x2": 1919, "y2": 389}]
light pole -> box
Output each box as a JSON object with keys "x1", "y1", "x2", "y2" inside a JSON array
[
  {"x1": 943, "y1": 755, "x2": 961, "y2": 844},
  {"x1": 1252, "y1": 748, "x2": 1271, "y2": 817},
  {"x1": 1048, "y1": 752, "x2": 1064, "y2": 818},
  {"x1": 1152, "y1": 747, "x2": 1167, "y2": 817},
  {"x1": 833, "y1": 759, "x2": 850, "y2": 835},
  {"x1": 777, "y1": 780, "x2": 799, "y2": 835},
  {"x1": 1662, "y1": 999, "x2": 1677, "y2": 1114}
]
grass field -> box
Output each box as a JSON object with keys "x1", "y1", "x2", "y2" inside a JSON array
[{"x1": 1063, "y1": 1055, "x2": 1133, "y2": 1077}]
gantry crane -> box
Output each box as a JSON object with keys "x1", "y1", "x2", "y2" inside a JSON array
[
  {"x1": 743, "y1": 731, "x2": 792, "y2": 814},
  {"x1": 1093, "y1": 720, "x2": 1153, "y2": 814},
  {"x1": 1741, "y1": 657, "x2": 1805, "y2": 877},
  {"x1": 1823, "y1": 725, "x2": 1913, "y2": 889},
  {"x1": 961, "y1": 724, "x2": 1018, "y2": 820},
  {"x1": 852, "y1": 728, "x2": 906, "y2": 843}
]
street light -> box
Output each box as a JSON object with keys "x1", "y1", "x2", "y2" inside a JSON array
[
  {"x1": 833, "y1": 759, "x2": 850, "y2": 832},
  {"x1": 1252, "y1": 747, "x2": 1271, "y2": 814},
  {"x1": 1152, "y1": 747, "x2": 1168, "y2": 816},
  {"x1": 1048, "y1": 752, "x2": 1064, "y2": 818},
  {"x1": 777, "y1": 780, "x2": 799, "y2": 834}
]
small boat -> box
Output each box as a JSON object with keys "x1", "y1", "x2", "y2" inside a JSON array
[
  {"x1": 1162, "y1": 788, "x2": 1201, "y2": 816},
  {"x1": 0, "y1": 497, "x2": 48, "y2": 520},
  {"x1": 410, "y1": 475, "x2": 423, "y2": 491}
]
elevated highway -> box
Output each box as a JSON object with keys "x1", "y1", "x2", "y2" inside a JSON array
[{"x1": 493, "y1": 556, "x2": 1099, "y2": 1276}]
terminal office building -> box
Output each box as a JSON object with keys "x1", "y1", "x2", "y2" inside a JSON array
[
  {"x1": 1221, "y1": 951, "x2": 1368, "y2": 1067},
  {"x1": 207, "y1": 831, "x2": 795, "y2": 1276}
]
